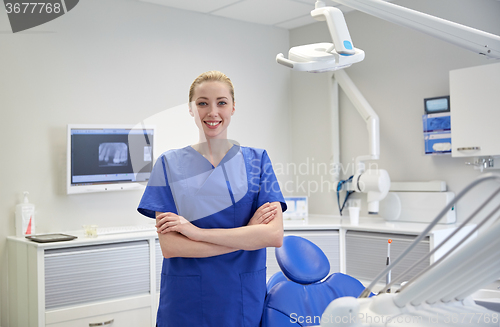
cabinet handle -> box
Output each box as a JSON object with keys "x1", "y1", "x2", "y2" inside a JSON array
[
  {"x1": 457, "y1": 146, "x2": 481, "y2": 151},
  {"x1": 89, "y1": 319, "x2": 114, "y2": 326}
]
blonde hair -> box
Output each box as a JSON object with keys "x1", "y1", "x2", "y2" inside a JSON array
[{"x1": 189, "y1": 71, "x2": 235, "y2": 103}]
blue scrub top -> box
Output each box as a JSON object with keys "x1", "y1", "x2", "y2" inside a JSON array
[{"x1": 138, "y1": 145, "x2": 286, "y2": 327}]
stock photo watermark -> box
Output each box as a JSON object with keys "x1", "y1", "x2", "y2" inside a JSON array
[
  {"x1": 3, "y1": 0, "x2": 79, "y2": 33},
  {"x1": 290, "y1": 312, "x2": 500, "y2": 325},
  {"x1": 250, "y1": 157, "x2": 381, "y2": 197}
]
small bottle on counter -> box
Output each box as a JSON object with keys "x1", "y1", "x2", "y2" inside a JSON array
[{"x1": 15, "y1": 191, "x2": 35, "y2": 237}]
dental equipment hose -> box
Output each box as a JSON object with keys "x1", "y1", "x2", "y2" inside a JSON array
[
  {"x1": 359, "y1": 173, "x2": 500, "y2": 298},
  {"x1": 337, "y1": 176, "x2": 354, "y2": 216},
  {"x1": 383, "y1": 186, "x2": 500, "y2": 293},
  {"x1": 399, "y1": 199, "x2": 500, "y2": 294}
]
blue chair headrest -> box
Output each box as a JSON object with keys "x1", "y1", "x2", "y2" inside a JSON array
[{"x1": 275, "y1": 235, "x2": 330, "y2": 284}]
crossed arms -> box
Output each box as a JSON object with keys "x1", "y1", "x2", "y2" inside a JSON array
[{"x1": 155, "y1": 202, "x2": 283, "y2": 259}]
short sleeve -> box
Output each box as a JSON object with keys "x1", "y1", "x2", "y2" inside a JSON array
[
  {"x1": 137, "y1": 155, "x2": 178, "y2": 218},
  {"x1": 256, "y1": 150, "x2": 287, "y2": 213}
]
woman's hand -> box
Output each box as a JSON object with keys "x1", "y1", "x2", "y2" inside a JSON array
[
  {"x1": 247, "y1": 202, "x2": 278, "y2": 226},
  {"x1": 156, "y1": 212, "x2": 201, "y2": 241}
]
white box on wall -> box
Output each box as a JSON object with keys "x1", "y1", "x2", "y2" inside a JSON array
[
  {"x1": 450, "y1": 63, "x2": 500, "y2": 158},
  {"x1": 380, "y1": 191, "x2": 456, "y2": 224},
  {"x1": 283, "y1": 196, "x2": 308, "y2": 221}
]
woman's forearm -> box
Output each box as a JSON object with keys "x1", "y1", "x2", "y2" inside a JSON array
[
  {"x1": 194, "y1": 202, "x2": 284, "y2": 251},
  {"x1": 158, "y1": 231, "x2": 238, "y2": 259},
  {"x1": 196, "y1": 224, "x2": 283, "y2": 251},
  {"x1": 156, "y1": 201, "x2": 284, "y2": 256}
]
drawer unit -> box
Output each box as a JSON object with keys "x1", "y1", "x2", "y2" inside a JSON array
[
  {"x1": 46, "y1": 306, "x2": 151, "y2": 327},
  {"x1": 45, "y1": 241, "x2": 150, "y2": 309},
  {"x1": 45, "y1": 295, "x2": 152, "y2": 327},
  {"x1": 346, "y1": 231, "x2": 430, "y2": 283},
  {"x1": 8, "y1": 235, "x2": 159, "y2": 327}
]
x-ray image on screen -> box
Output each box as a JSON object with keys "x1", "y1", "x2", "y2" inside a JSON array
[
  {"x1": 99, "y1": 142, "x2": 129, "y2": 167},
  {"x1": 68, "y1": 125, "x2": 155, "y2": 194}
]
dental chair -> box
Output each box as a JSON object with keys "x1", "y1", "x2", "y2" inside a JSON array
[{"x1": 262, "y1": 235, "x2": 369, "y2": 327}]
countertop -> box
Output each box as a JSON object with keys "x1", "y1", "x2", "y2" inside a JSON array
[{"x1": 8, "y1": 214, "x2": 462, "y2": 249}]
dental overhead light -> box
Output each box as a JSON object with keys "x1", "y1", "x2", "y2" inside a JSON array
[
  {"x1": 277, "y1": 0, "x2": 500, "y2": 73},
  {"x1": 276, "y1": 0, "x2": 390, "y2": 213},
  {"x1": 276, "y1": 1, "x2": 365, "y2": 73}
]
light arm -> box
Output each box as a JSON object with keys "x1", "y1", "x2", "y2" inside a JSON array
[
  {"x1": 333, "y1": 70, "x2": 390, "y2": 214},
  {"x1": 330, "y1": 0, "x2": 500, "y2": 59},
  {"x1": 333, "y1": 69, "x2": 379, "y2": 172},
  {"x1": 311, "y1": 3, "x2": 355, "y2": 55}
]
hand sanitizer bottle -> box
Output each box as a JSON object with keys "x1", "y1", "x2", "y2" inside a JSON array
[{"x1": 15, "y1": 191, "x2": 35, "y2": 237}]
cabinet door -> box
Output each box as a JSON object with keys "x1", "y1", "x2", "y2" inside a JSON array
[
  {"x1": 266, "y1": 230, "x2": 340, "y2": 280},
  {"x1": 45, "y1": 240, "x2": 150, "y2": 310},
  {"x1": 450, "y1": 62, "x2": 500, "y2": 157},
  {"x1": 345, "y1": 231, "x2": 429, "y2": 284}
]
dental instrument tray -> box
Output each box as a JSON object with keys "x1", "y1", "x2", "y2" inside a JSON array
[{"x1": 25, "y1": 233, "x2": 77, "y2": 243}]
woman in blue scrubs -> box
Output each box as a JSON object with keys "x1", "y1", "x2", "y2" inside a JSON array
[{"x1": 138, "y1": 71, "x2": 287, "y2": 327}]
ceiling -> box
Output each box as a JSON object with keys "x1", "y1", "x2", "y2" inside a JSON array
[
  {"x1": 137, "y1": 0, "x2": 356, "y2": 29},
  {"x1": 135, "y1": 0, "x2": 500, "y2": 30}
]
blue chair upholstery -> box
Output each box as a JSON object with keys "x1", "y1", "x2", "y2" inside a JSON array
[
  {"x1": 262, "y1": 236, "x2": 369, "y2": 327},
  {"x1": 276, "y1": 236, "x2": 330, "y2": 285},
  {"x1": 267, "y1": 271, "x2": 288, "y2": 293}
]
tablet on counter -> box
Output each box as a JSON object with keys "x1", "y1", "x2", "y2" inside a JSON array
[{"x1": 25, "y1": 233, "x2": 77, "y2": 243}]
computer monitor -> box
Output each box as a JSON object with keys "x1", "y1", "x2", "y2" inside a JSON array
[
  {"x1": 67, "y1": 124, "x2": 155, "y2": 194},
  {"x1": 424, "y1": 96, "x2": 450, "y2": 114}
]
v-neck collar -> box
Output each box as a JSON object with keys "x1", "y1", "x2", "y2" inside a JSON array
[
  {"x1": 161, "y1": 145, "x2": 249, "y2": 222},
  {"x1": 188, "y1": 144, "x2": 239, "y2": 169}
]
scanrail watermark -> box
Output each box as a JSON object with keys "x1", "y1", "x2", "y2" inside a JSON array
[{"x1": 289, "y1": 312, "x2": 500, "y2": 325}]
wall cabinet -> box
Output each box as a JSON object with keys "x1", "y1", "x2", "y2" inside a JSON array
[{"x1": 450, "y1": 62, "x2": 500, "y2": 158}]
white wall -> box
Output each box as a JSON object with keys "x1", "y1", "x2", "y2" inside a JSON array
[
  {"x1": 0, "y1": 0, "x2": 292, "y2": 324},
  {"x1": 290, "y1": 0, "x2": 500, "y2": 217}
]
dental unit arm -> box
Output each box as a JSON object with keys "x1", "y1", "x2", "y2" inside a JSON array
[{"x1": 334, "y1": 70, "x2": 390, "y2": 214}]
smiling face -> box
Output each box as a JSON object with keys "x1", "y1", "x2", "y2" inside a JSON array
[{"x1": 190, "y1": 81, "x2": 235, "y2": 140}]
